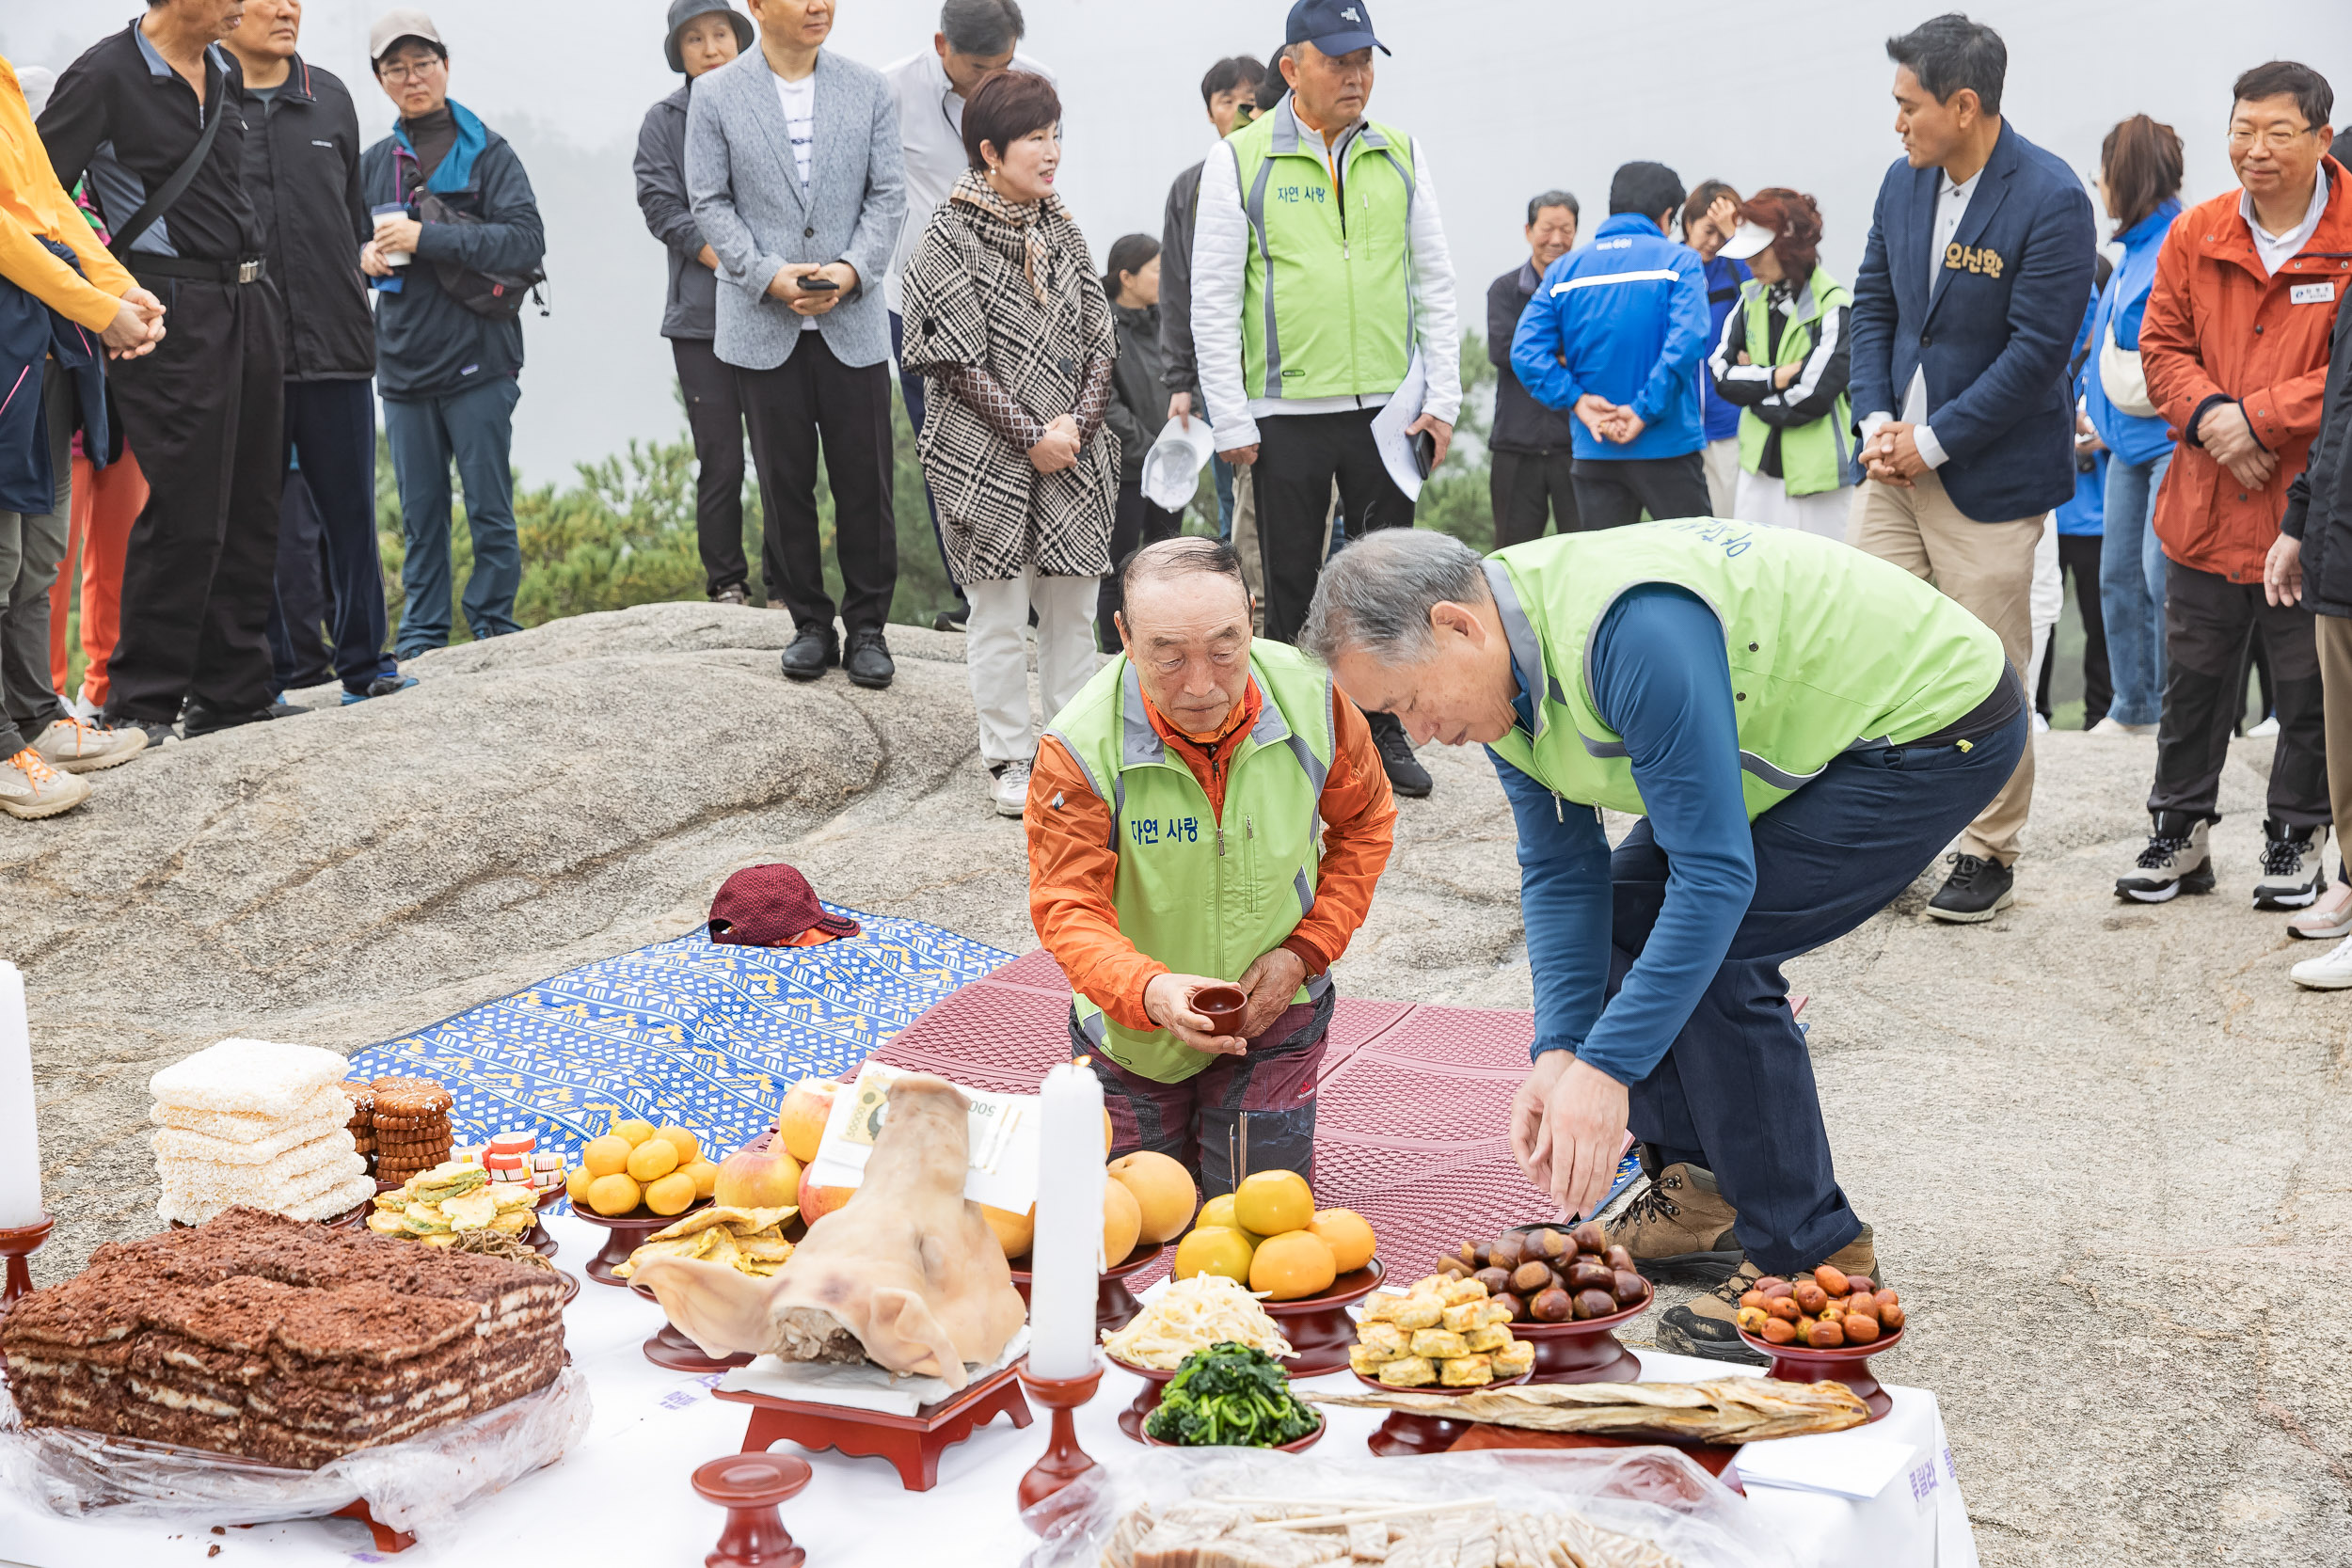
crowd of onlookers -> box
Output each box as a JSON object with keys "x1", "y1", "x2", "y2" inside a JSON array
[{"x1": 6, "y1": 0, "x2": 2352, "y2": 994}]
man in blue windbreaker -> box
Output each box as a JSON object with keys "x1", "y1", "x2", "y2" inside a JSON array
[{"x1": 1511, "y1": 162, "x2": 1712, "y2": 531}]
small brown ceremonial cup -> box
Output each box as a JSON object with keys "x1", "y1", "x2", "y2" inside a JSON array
[{"x1": 1192, "y1": 985, "x2": 1246, "y2": 1039}]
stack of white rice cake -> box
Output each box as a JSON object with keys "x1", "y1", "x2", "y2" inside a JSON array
[{"x1": 150, "y1": 1040, "x2": 374, "y2": 1225}]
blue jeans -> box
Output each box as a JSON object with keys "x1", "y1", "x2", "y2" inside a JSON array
[
  {"x1": 1214, "y1": 454, "x2": 1235, "y2": 539},
  {"x1": 1610, "y1": 697, "x2": 2029, "y2": 1274},
  {"x1": 384, "y1": 375, "x2": 522, "y2": 658},
  {"x1": 2100, "y1": 449, "x2": 2172, "y2": 726}
]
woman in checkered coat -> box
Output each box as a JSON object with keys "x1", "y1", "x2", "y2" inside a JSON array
[{"x1": 898, "y1": 71, "x2": 1118, "y2": 818}]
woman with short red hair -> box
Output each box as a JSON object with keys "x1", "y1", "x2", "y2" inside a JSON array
[{"x1": 1704, "y1": 189, "x2": 1857, "y2": 539}]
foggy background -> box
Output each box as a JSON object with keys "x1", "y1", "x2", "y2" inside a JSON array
[{"x1": 8, "y1": 0, "x2": 2348, "y2": 483}]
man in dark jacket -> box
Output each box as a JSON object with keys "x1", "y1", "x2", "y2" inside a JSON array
[
  {"x1": 40, "y1": 0, "x2": 290, "y2": 744},
  {"x1": 1848, "y1": 13, "x2": 2094, "y2": 925},
  {"x1": 1487, "y1": 189, "x2": 1582, "y2": 545},
  {"x1": 358, "y1": 9, "x2": 545, "y2": 658},
  {"x1": 2270, "y1": 281, "x2": 2352, "y2": 986},
  {"x1": 225, "y1": 0, "x2": 405, "y2": 706},
  {"x1": 1158, "y1": 53, "x2": 1261, "y2": 546},
  {"x1": 636, "y1": 0, "x2": 755, "y2": 607}
]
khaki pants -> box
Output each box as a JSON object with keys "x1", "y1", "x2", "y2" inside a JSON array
[
  {"x1": 2315, "y1": 614, "x2": 2352, "y2": 839},
  {"x1": 1848, "y1": 470, "x2": 2043, "y2": 863},
  {"x1": 1702, "y1": 437, "x2": 1741, "y2": 518}
]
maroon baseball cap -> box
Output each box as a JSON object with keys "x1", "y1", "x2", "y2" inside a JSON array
[{"x1": 707, "y1": 864, "x2": 861, "y2": 946}]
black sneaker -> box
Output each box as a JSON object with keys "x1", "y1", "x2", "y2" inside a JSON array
[
  {"x1": 2254, "y1": 819, "x2": 2328, "y2": 911},
  {"x1": 1926, "y1": 851, "x2": 2013, "y2": 923},
  {"x1": 1365, "y1": 710, "x2": 1432, "y2": 799},
  {"x1": 780, "y1": 625, "x2": 839, "y2": 682},
  {"x1": 182, "y1": 702, "x2": 293, "y2": 737},
  {"x1": 932, "y1": 608, "x2": 968, "y2": 633},
  {"x1": 2116, "y1": 814, "x2": 2215, "y2": 903},
  {"x1": 842, "y1": 627, "x2": 895, "y2": 690},
  {"x1": 102, "y1": 715, "x2": 178, "y2": 748},
  {"x1": 711, "y1": 583, "x2": 750, "y2": 607}
]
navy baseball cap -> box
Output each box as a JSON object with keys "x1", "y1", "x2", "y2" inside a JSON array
[{"x1": 1285, "y1": 0, "x2": 1390, "y2": 56}]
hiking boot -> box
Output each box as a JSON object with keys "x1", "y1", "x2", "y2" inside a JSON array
[
  {"x1": 990, "y1": 757, "x2": 1032, "y2": 819},
  {"x1": 711, "y1": 583, "x2": 750, "y2": 607},
  {"x1": 2115, "y1": 814, "x2": 2214, "y2": 903},
  {"x1": 1926, "y1": 852, "x2": 2012, "y2": 923},
  {"x1": 1366, "y1": 710, "x2": 1432, "y2": 799},
  {"x1": 0, "y1": 749, "x2": 91, "y2": 820},
  {"x1": 341, "y1": 673, "x2": 418, "y2": 705},
  {"x1": 843, "y1": 627, "x2": 895, "y2": 689},
  {"x1": 1603, "y1": 1164, "x2": 1742, "y2": 1280},
  {"x1": 2289, "y1": 875, "x2": 2352, "y2": 940},
  {"x1": 1656, "y1": 1225, "x2": 1882, "y2": 1366},
  {"x1": 2254, "y1": 820, "x2": 2328, "y2": 911},
  {"x1": 780, "y1": 625, "x2": 838, "y2": 682},
  {"x1": 29, "y1": 715, "x2": 147, "y2": 774}
]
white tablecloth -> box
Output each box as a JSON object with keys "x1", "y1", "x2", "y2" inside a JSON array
[{"x1": 0, "y1": 1214, "x2": 1979, "y2": 1566}]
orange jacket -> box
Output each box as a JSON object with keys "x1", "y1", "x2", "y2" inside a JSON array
[
  {"x1": 1026, "y1": 673, "x2": 1396, "y2": 1033},
  {"x1": 0, "y1": 55, "x2": 134, "y2": 333},
  {"x1": 2143, "y1": 157, "x2": 2352, "y2": 583}
]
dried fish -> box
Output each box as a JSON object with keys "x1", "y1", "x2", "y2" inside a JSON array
[{"x1": 1302, "y1": 1377, "x2": 1867, "y2": 1444}]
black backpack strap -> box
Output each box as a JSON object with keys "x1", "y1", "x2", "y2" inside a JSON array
[{"x1": 108, "y1": 58, "x2": 228, "y2": 261}]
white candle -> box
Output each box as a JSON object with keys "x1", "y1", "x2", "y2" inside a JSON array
[
  {"x1": 1026, "y1": 1061, "x2": 1104, "y2": 1380},
  {"x1": 0, "y1": 963, "x2": 41, "y2": 1229}
]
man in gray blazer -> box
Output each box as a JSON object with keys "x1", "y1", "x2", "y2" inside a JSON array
[{"x1": 688, "y1": 0, "x2": 907, "y2": 687}]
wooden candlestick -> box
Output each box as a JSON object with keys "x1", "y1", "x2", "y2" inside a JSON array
[
  {"x1": 0, "y1": 1212, "x2": 52, "y2": 1316},
  {"x1": 1016, "y1": 1356, "x2": 1103, "y2": 1528},
  {"x1": 692, "y1": 1450, "x2": 811, "y2": 1568}
]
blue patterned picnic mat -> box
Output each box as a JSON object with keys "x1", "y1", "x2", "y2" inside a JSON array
[{"x1": 346, "y1": 908, "x2": 1012, "y2": 1174}]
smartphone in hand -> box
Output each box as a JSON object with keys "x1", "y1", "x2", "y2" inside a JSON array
[{"x1": 798, "y1": 274, "x2": 841, "y2": 293}]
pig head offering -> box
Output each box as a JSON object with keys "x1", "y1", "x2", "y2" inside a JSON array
[{"x1": 632, "y1": 1074, "x2": 1025, "y2": 1390}]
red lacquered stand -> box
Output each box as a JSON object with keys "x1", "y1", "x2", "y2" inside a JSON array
[
  {"x1": 716, "y1": 1360, "x2": 1031, "y2": 1492},
  {"x1": 631, "y1": 1280, "x2": 754, "y2": 1373},
  {"x1": 1351, "y1": 1370, "x2": 1531, "y2": 1457},
  {"x1": 1738, "y1": 1324, "x2": 1903, "y2": 1422},
  {"x1": 692, "y1": 1450, "x2": 811, "y2": 1568},
  {"x1": 1447, "y1": 1424, "x2": 1743, "y2": 1493},
  {"x1": 328, "y1": 1498, "x2": 416, "y2": 1554},
  {"x1": 1509, "y1": 1287, "x2": 1650, "y2": 1384},
  {"x1": 1009, "y1": 1243, "x2": 1166, "y2": 1337},
  {"x1": 1263, "y1": 1259, "x2": 1386, "y2": 1377},
  {"x1": 1016, "y1": 1358, "x2": 1103, "y2": 1532},
  {"x1": 572, "y1": 1199, "x2": 710, "y2": 1285},
  {"x1": 0, "y1": 1212, "x2": 53, "y2": 1317},
  {"x1": 1104, "y1": 1353, "x2": 1179, "y2": 1441}
]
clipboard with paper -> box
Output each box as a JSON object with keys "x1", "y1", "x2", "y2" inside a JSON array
[
  {"x1": 803, "y1": 1061, "x2": 1042, "y2": 1212},
  {"x1": 1371, "y1": 347, "x2": 1431, "y2": 501}
]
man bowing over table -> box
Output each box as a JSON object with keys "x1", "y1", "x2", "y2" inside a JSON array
[
  {"x1": 1027, "y1": 537, "x2": 1396, "y2": 1196},
  {"x1": 1298, "y1": 521, "x2": 2021, "y2": 1363}
]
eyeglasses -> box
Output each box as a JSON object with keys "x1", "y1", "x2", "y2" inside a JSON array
[
  {"x1": 2228, "y1": 124, "x2": 2313, "y2": 151},
  {"x1": 378, "y1": 58, "x2": 443, "y2": 85}
]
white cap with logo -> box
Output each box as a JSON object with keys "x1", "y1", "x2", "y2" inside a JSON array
[{"x1": 369, "y1": 8, "x2": 445, "y2": 61}]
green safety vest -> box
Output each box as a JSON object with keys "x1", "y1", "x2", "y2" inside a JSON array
[
  {"x1": 1043, "y1": 643, "x2": 1337, "y2": 1084},
  {"x1": 1733, "y1": 265, "x2": 1855, "y2": 498},
  {"x1": 1229, "y1": 98, "x2": 1418, "y2": 403},
  {"x1": 1485, "y1": 519, "x2": 2009, "y2": 821}
]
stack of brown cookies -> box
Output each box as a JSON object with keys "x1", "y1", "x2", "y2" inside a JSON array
[
  {"x1": 341, "y1": 1081, "x2": 376, "y2": 1174},
  {"x1": 371, "y1": 1076, "x2": 454, "y2": 1184}
]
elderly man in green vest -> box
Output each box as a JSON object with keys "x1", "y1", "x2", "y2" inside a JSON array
[
  {"x1": 1192, "y1": 0, "x2": 1459, "y2": 802},
  {"x1": 1027, "y1": 537, "x2": 1396, "y2": 1195},
  {"x1": 1298, "y1": 522, "x2": 2026, "y2": 1363}
]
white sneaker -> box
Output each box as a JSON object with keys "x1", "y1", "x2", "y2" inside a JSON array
[
  {"x1": 990, "y1": 757, "x2": 1033, "y2": 818},
  {"x1": 2292, "y1": 931, "x2": 2352, "y2": 990},
  {"x1": 2088, "y1": 716, "x2": 2158, "y2": 736},
  {"x1": 2289, "y1": 879, "x2": 2352, "y2": 940},
  {"x1": 2249, "y1": 716, "x2": 2281, "y2": 738},
  {"x1": 2030, "y1": 710, "x2": 2051, "y2": 734}
]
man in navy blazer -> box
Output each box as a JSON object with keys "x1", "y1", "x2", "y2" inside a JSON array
[{"x1": 1849, "y1": 12, "x2": 2094, "y2": 925}]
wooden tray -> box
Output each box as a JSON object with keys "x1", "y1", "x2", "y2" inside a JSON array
[{"x1": 715, "y1": 1361, "x2": 1033, "y2": 1492}]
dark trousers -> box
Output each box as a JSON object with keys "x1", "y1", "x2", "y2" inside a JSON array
[
  {"x1": 737, "y1": 335, "x2": 898, "y2": 636},
  {"x1": 1614, "y1": 700, "x2": 2028, "y2": 1274},
  {"x1": 1570, "y1": 451, "x2": 1711, "y2": 531},
  {"x1": 1096, "y1": 477, "x2": 1182, "y2": 650},
  {"x1": 384, "y1": 374, "x2": 522, "y2": 657},
  {"x1": 0, "y1": 363, "x2": 71, "y2": 755},
  {"x1": 2034, "y1": 532, "x2": 2111, "y2": 727},
  {"x1": 103, "y1": 277, "x2": 285, "y2": 724},
  {"x1": 2149, "y1": 558, "x2": 2327, "y2": 829},
  {"x1": 1252, "y1": 408, "x2": 1416, "y2": 645},
  {"x1": 890, "y1": 309, "x2": 964, "y2": 610},
  {"x1": 266, "y1": 378, "x2": 393, "y2": 695},
  {"x1": 672, "y1": 337, "x2": 748, "y2": 596},
  {"x1": 1076, "y1": 993, "x2": 1332, "y2": 1196},
  {"x1": 1490, "y1": 447, "x2": 1582, "y2": 546}
]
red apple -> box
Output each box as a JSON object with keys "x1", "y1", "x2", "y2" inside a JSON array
[
  {"x1": 797, "y1": 1164, "x2": 857, "y2": 1225},
  {"x1": 777, "y1": 1078, "x2": 841, "y2": 1164}
]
